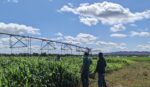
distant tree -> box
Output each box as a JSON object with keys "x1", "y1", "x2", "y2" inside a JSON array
[
  {"x1": 33, "y1": 53, "x2": 39, "y2": 56},
  {"x1": 41, "y1": 52, "x2": 47, "y2": 56}
]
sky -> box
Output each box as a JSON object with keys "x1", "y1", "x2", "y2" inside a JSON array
[{"x1": 0, "y1": 0, "x2": 150, "y2": 52}]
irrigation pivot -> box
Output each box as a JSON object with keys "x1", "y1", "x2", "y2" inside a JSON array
[{"x1": 0, "y1": 32, "x2": 91, "y2": 55}]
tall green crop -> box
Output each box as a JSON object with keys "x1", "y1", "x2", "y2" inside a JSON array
[{"x1": 0, "y1": 56, "x2": 134, "y2": 87}]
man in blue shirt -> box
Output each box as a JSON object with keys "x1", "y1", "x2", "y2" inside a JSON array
[
  {"x1": 94, "y1": 52, "x2": 107, "y2": 87},
  {"x1": 81, "y1": 52, "x2": 92, "y2": 87}
]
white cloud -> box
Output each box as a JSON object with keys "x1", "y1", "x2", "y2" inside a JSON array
[
  {"x1": 65, "y1": 33, "x2": 97, "y2": 44},
  {"x1": 64, "y1": 36, "x2": 81, "y2": 44},
  {"x1": 64, "y1": 36, "x2": 75, "y2": 41},
  {"x1": 136, "y1": 42, "x2": 150, "y2": 51},
  {"x1": 59, "y1": 5, "x2": 76, "y2": 13},
  {"x1": 130, "y1": 31, "x2": 150, "y2": 37},
  {"x1": 130, "y1": 24, "x2": 137, "y2": 27},
  {"x1": 96, "y1": 41, "x2": 127, "y2": 50},
  {"x1": 1, "y1": 0, "x2": 19, "y2": 3},
  {"x1": 51, "y1": 32, "x2": 128, "y2": 52},
  {"x1": 0, "y1": 22, "x2": 40, "y2": 35},
  {"x1": 76, "y1": 33, "x2": 97, "y2": 43},
  {"x1": 55, "y1": 32, "x2": 63, "y2": 37},
  {"x1": 54, "y1": 32, "x2": 127, "y2": 50},
  {"x1": 137, "y1": 45, "x2": 150, "y2": 50},
  {"x1": 0, "y1": 37, "x2": 10, "y2": 46},
  {"x1": 67, "y1": 3, "x2": 74, "y2": 7},
  {"x1": 110, "y1": 33, "x2": 127, "y2": 38},
  {"x1": 52, "y1": 32, "x2": 64, "y2": 41},
  {"x1": 10, "y1": 0, "x2": 18, "y2": 3},
  {"x1": 53, "y1": 33, "x2": 97, "y2": 45},
  {"x1": 110, "y1": 24, "x2": 126, "y2": 32},
  {"x1": 80, "y1": 17, "x2": 98, "y2": 26},
  {"x1": 60, "y1": 1, "x2": 150, "y2": 31},
  {"x1": 48, "y1": 0, "x2": 53, "y2": 2}
]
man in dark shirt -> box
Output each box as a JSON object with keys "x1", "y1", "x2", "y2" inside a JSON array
[
  {"x1": 94, "y1": 52, "x2": 107, "y2": 87},
  {"x1": 81, "y1": 52, "x2": 92, "y2": 87}
]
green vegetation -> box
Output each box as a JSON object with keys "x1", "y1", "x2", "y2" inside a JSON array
[
  {"x1": 0, "y1": 56, "x2": 137, "y2": 87},
  {"x1": 128, "y1": 56, "x2": 150, "y2": 62}
]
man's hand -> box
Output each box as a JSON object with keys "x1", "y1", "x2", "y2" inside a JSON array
[
  {"x1": 89, "y1": 73, "x2": 96, "y2": 79},
  {"x1": 80, "y1": 65, "x2": 83, "y2": 73}
]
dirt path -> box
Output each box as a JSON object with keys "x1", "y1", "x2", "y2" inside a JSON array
[{"x1": 90, "y1": 62, "x2": 150, "y2": 87}]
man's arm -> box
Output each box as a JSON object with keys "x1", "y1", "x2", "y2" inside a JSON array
[{"x1": 104, "y1": 59, "x2": 107, "y2": 67}]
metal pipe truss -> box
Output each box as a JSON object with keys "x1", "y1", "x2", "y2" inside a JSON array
[{"x1": 0, "y1": 32, "x2": 91, "y2": 55}]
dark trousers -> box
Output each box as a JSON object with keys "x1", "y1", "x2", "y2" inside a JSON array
[
  {"x1": 81, "y1": 73, "x2": 89, "y2": 87},
  {"x1": 98, "y1": 74, "x2": 107, "y2": 87}
]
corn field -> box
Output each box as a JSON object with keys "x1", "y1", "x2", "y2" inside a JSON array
[{"x1": 0, "y1": 56, "x2": 133, "y2": 87}]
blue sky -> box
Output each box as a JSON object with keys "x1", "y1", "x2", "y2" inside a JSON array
[{"x1": 0, "y1": 0, "x2": 150, "y2": 52}]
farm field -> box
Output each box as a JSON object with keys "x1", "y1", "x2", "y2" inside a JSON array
[
  {"x1": 0, "y1": 56, "x2": 149, "y2": 87},
  {"x1": 1, "y1": 0, "x2": 150, "y2": 87}
]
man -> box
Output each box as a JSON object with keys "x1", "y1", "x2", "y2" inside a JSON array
[
  {"x1": 94, "y1": 52, "x2": 107, "y2": 87},
  {"x1": 81, "y1": 52, "x2": 92, "y2": 87}
]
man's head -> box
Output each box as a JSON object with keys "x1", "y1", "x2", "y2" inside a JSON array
[
  {"x1": 98, "y1": 52, "x2": 103, "y2": 59},
  {"x1": 84, "y1": 52, "x2": 89, "y2": 57}
]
